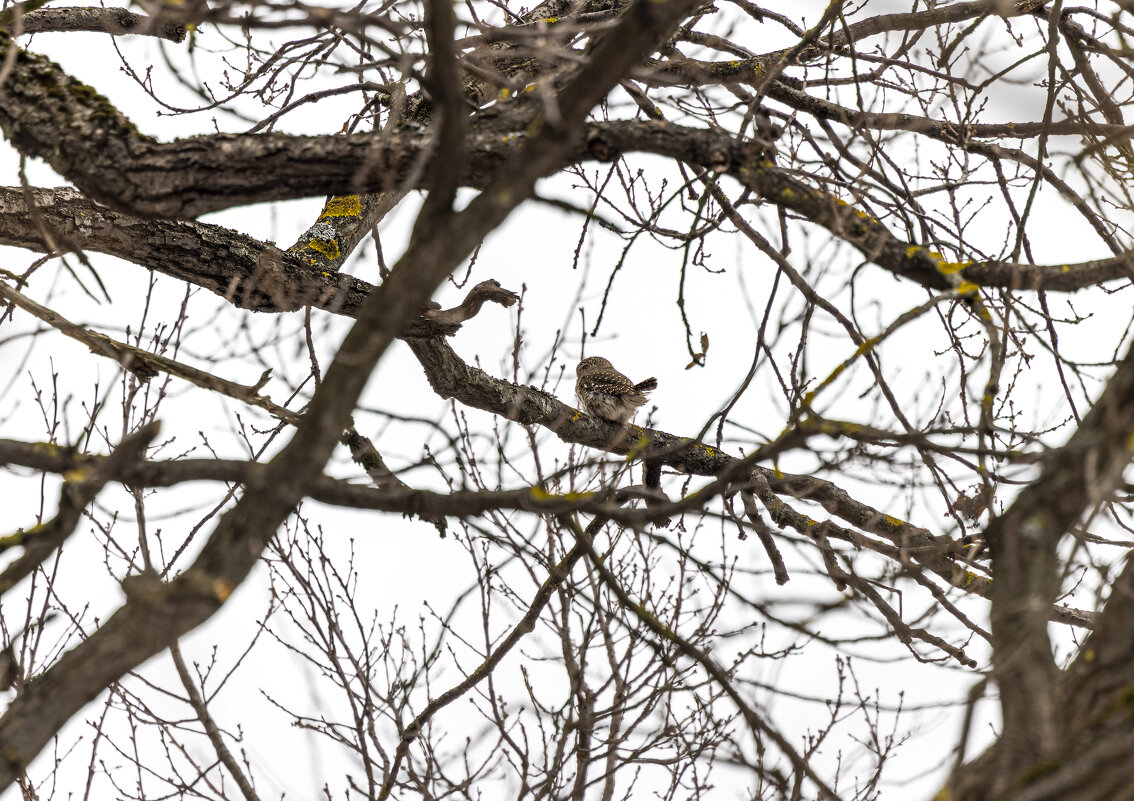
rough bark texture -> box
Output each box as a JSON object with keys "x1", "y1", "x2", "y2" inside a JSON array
[
  {"x1": 0, "y1": 0, "x2": 703, "y2": 786},
  {"x1": 948, "y1": 344, "x2": 1134, "y2": 800},
  {"x1": 5, "y1": 7, "x2": 186, "y2": 40},
  {"x1": 5, "y1": 0, "x2": 1134, "y2": 797}
]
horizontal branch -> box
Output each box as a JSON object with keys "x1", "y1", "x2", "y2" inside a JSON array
[
  {"x1": 2, "y1": 39, "x2": 1131, "y2": 294},
  {"x1": 0, "y1": 439, "x2": 631, "y2": 519},
  {"x1": 4, "y1": 148, "x2": 1132, "y2": 320},
  {"x1": 405, "y1": 336, "x2": 1095, "y2": 628},
  {"x1": 0, "y1": 186, "x2": 375, "y2": 312},
  {"x1": 4, "y1": 7, "x2": 186, "y2": 41},
  {"x1": 0, "y1": 425, "x2": 158, "y2": 596},
  {"x1": 0, "y1": 188, "x2": 521, "y2": 330},
  {"x1": 0, "y1": 0, "x2": 706, "y2": 783},
  {"x1": 640, "y1": 59, "x2": 1128, "y2": 143}
]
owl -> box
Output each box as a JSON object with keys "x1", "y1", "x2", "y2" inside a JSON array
[{"x1": 575, "y1": 356, "x2": 657, "y2": 424}]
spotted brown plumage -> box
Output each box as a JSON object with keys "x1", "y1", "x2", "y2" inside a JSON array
[{"x1": 575, "y1": 356, "x2": 657, "y2": 424}]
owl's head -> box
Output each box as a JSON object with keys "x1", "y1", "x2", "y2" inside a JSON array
[{"x1": 577, "y1": 356, "x2": 614, "y2": 375}]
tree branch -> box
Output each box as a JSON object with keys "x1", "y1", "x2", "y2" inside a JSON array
[
  {"x1": 0, "y1": 0, "x2": 703, "y2": 785},
  {"x1": 4, "y1": 7, "x2": 186, "y2": 41},
  {"x1": 978, "y1": 335, "x2": 1134, "y2": 791}
]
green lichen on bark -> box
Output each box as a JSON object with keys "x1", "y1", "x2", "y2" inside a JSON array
[
  {"x1": 0, "y1": 0, "x2": 54, "y2": 28},
  {"x1": 0, "y1": 30, "x2": 153, "y2": 143}
]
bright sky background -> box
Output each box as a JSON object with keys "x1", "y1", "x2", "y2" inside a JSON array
[{"x1": 2, "y1": 1, "x2": 1129, "y2": 798}]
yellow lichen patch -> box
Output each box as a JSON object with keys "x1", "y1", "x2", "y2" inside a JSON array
[
  {"x1": 1083, "y1": 647, "x2": 1095, "y2": 663},
  {"x1": 779, "y1": 187, "x2": 796, "y2": 200},
  {"x1": 213, "y1": 578, "x2": 234, "y2": 602},
  {"x1": 62, "y1": 467, "x2": 90, "y2": 483},
  {"x1": 318, "y1": 195, "x2": 362, "y2": 219},
  {"x1": 625, "y1": 435, "x2": 651, "y2": 460},
  {"x1": 813, "y1": 420, "x2": 836, "y2": 435},
  {"x1": 1125, "y1": 429, "x2": 1134, "y2": 452},
  {"x1": 936, "y1": 261, "x2": 969, "y2": 275},
  {"x1": 854, "y1": 336, "x2": 880, "y2": 357},
  {"x1": 0, "y1": 529, "x2": 30, "y2": 548},
  {"x1": 816, "y1": 419, "x2": 861, "y2": 437},
  {"x1": 528, "y1": 481, "x2": 594, "y2": 499},
  {"x1": 883, "y1": 514, "x2": 905, "y2": 528},
  {"x1": 307, "y1": 238, "x2": 341, "y2": 261},
  {"x1": 809, "y1": 354, "x2": 855, "y2": 400},
  {"x1": 956, "y1": 280, "x2": 980, "y2": 295},
  {"x1": 905, "y1": 245, "x2": 923, "y2": 258}
]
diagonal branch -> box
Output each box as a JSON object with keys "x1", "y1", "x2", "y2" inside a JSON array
[
  {"x1": 569, "y1": 514, "x2": 840, "y2": 799},
  {"x1": 982, "y1": 335, "x2": 1134, "y2": 785},
  {"x1": 0, "y1": 0, "x2": 704, "y2": 787},
  {"x1": 0, "y1": 424, "x2": 158, "y2": 596},
  {"x1": 379, "y1": 519, "x2": 595, "y2": 799},
  {"x1": 0, "y1": 279, "x2": 299, "y2": 422}
]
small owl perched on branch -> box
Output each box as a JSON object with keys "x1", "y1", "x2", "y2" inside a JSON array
[{"x1": 576, "y1": 356, "x2": 658, "y2": 424}]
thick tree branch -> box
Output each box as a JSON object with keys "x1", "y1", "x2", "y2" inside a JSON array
[
  {"x1": 5, "y1": 160, "x2": 1133, "y2": 313},
  {"x1": 405, "y1": 336, "x2": 1095, "y2": 629},
  {"x1": 1, "y1": 43, "x2": 1130, "y2": 295},
  {"x1": 972, "y1": 336, "x2": 1134, "y2": 793},
  {"x1": 4, "y1": 7, "x2": 186, "y2": 41},
  {"x1": 0, "y1": 0, "x2": 703, "y2": 786},
  {"x1": 1064, "y1": 552, "x2": 1134, "y2": 736},
  {"x1": 0, "y1": 187, "x2": 521, "y2": 330}
]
